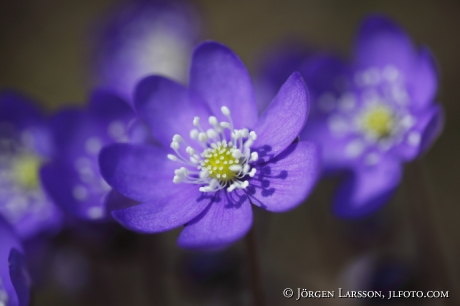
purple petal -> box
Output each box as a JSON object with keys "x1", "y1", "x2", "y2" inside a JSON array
[
  {"x1": 301, "y1": 117, "x2": 358, "y2": 174},
  {"x1": 92, "y1": 0, "x2": 200, "y2": 102},
  {"x1": 408, "y1": 47, "x2": 438, "y2": 111},
  {"x1": 333, "y1": 157, "x2": 402, "y2": 218},
  {"x1": 300, "y1": 54, "x2": 352, "y2": 97},
  {"x1": 0, "y1": 91, "x2": 54, "y2": 158},
  {"x1": 99, "y1": 143, "x2": 179, "y2": 202},
  {"x1": 134, "y1": 76, "x2": 211, "y2": 148},
  {"x1": 252, "y1": 72, "x2": 308, "y2": 163},
  {"x1": 255, "y1": 41, "x2": 311, "y2": 113},
  {"x1": 88, "y1": 89, "x2": 134, "y2": 125},
  {"x1": 113, "y1": 184, "x2": 210, "y2": 233},
  {"x1": 0, "y1": 218, "x2": 24, "y2": 306},
  {"x1": 40, "y1": 160, "x2": 109, "y2": 221},
  {"x1": 418, "y1": 104, "x2": 444, "y2": 154},
  {"x1": 393, "y1": 104, "x2": 444, "y2": 161},
  {"x1": 177, "y1": 190, "x2": 252, "y2": 250},
  {"x1": 0, "y1": 91, "x2": 44, "y2": 130},
  {"x1": 354, "y1": 15, "x2": 415, "y2": 74},
  {"x1": 9, "y1": 249, "x2": 30, "y2": 306},
  {"x1": 104, "y1": 189, "x2": 139, "y2": 215},
  {"x1": 247, "y1": 141, "x2": 320, "y2": 212},
  {"x1": 49, "y1": 108, "x2": 104, "y2": 161},
  {"x1": 189, "y1": 41, "x2": 258, "y2": 129}
]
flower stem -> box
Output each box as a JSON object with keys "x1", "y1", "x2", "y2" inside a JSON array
[
  {"x1": 244, "y1": 226, "x2": 265, "y2": 306},
  {"x1": 406, "y1": 162, "x2": 459, "y2": 305}
]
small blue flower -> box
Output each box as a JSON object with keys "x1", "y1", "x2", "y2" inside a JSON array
[
  {"x1": 0, "y1": 91, "x2": 62, "y2": 239},
  {"x1": 41, "y1": 90, "x2": 137, "y2": 221},
  {"x1": 258, "y1": 15, "x2": 443, "y2": 218},
  {"x1": 99, "y1": 41, "x2": 320, "y2": 250},
  {"x1": 0, "y1": 217, "x2": 30, "y2": 306},
  {"x1": 91, "y1": 0, "x2": 201, "y2": 103}
]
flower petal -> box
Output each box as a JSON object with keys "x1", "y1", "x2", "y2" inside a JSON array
[
  {"x1": 99, "y1": 143, "x2": 179, "y2": 202},
  {"x1": 8, "y1": 248, "x2": 30, "y2": 306},
  {"x1": 0, "y1": 91, "x2": 44, "y2": 130},
  {"x1": 354, "y1": 15, "x2": 415, "y2": 74},
  {"x1": 189, "y1": 41, "x2": 258, "y2": 129},
  {"x1": 0, "y1": 218, "x2": 24, "y2": 306},
  {"x1": 134, "y1": 76, "x2": 211, "y2": 148},
  {"x1": 177, "y1": 190, "x2": 252, "y2": 250},
  {"x1": 0, "y1": 91, "x2": 54, "y2": 157},
  {"x1": 300, "y1": 54, "x2": 351, "y2": 97},
  {"x1": 112, "y1": 185, "x2": 210, "y2": 233},
  {"x1": 88, "y1": 89, "x2": 134, "y2": 125},
  {"x1": 247, "y1": 141, "x2": 320, "y2": 212},
  {"x1": 393, "y1": 104, "x2": 444, "y2": 161},
  {"x1": 40, "y1": 160, "x2": 108, "y2": 221},
  {"x1": 408, "y1": 47, "x2": 438, "y2": 111},
  {"x1": 301, "y1": 117, "x2": 358, "y2": 174},
  {"x1": 252, "y1": 72, "x2": 308, "y2": 163},
  {"x1": 333, "y1": 157, "x2": 402, "y2": 219},
  {"x1": 255, "y1": 42, "x2": 311, "y2": 113}
]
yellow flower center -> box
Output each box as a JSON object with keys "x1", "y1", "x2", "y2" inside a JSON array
[
  {"x1": 11, "y1": 154, "x2": 41, "y2": 189},
  {"x1": 361, "y1": 105, "x2": 394, "y2": 138},
  {"x1": 202, "y1": 145, "x2": 239, "y2": 182}
]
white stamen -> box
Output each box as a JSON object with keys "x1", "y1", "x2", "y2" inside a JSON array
[
  {"x1": 221, "y1": 106, "x2": 230, "y2": 116},
  {"x1": 167, "y1": 154, "x2": 178, "y2": 161},
  {"x1": 72, "y1": 185, "x2": 88, "y2": 201},
  {"x1": 88, "y1": 207, "x2": 104, "y2": 219},
  {"x1": 190, "y1": 129, "x2": 199, "y2": 139},
  {"x1": 167, "y1": 106, "x2": 257, "y2": 193},
  {"x1": 407, "y1": 132, "x2": 421, "y2": 146},
  {"x1": 85, "y1": 137, "x2": 102, "y2": 154}
]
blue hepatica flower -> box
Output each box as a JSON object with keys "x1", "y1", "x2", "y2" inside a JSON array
[
  {"x1": 41, "y1": 90, "x2": 136, "y2": 221},
  {"x1": 92, "y1": 0, "x2": 201, "y2": 103},
  {"x1": 99, "y1": 42, "x2": 320, "y2": 250},
  {"x1": 259, "y1": 15, "x2": 443, "y2": 218},
  {"x1": 0, "y1": 217, "x2": 30, "y2": 306},
  {"x1": 0, "y1": 92, "x2": 62, "y2": 239}
]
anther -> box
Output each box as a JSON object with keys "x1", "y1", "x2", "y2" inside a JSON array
[{"x1": 221, "y1": 106, "x2": 230, "y2": 116}]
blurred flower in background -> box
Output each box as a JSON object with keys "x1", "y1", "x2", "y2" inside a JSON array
[
  {"x1": 0, "y1": 92, "x2": 62, "y2": 240},
  {"x1": 99, "y1": 41, "x2": 320, "y2": 250},
  {"x1": 90, "y1": 0, "x2": 201, "y2": 103},
  {"x1": 41, "y1": 91, "x2": 136, "y2": 221},
  {"x1": 0, "y1": 216, "x2": 30, "y2": 306},
  {"x1": 257, "y1": 14, "x2": 444, "y2": 218}
]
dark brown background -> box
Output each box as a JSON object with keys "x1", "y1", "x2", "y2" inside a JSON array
[{"x1": 0, "y1": 1, "x2": 459, "y2": 305}]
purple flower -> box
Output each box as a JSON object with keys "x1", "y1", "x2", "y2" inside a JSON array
[
  {"x1": 91, "y1": 0, "x2": 201, "y2": 103},
  {"x1": 0, "y1": 217, "x2": 30, "y2": 306},
  {"x1": 99, "y1": 41, "x2": 320, "y2": 250},
  {"x1": 41, "y1": 90, "x2": 136, "y2": 221},
  {"x1": 0, "y1": 92, "x2": 62, "y2": 239},
  {"x1": 258, "y1": 15, "x2": 443, "y2": 218}
]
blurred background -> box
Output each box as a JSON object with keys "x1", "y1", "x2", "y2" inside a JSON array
[{"x1": 0, "y1": 0, "x2": 459, "y2": 305}]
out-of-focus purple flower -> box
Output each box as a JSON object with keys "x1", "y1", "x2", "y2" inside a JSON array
[
  {"x1": 99, "y1": 41, "x2": 320, "y2": 250},
  {"x1": 0, "y1": 217, "x2": 31, "y2": 306},
  {"x1": 259, "y1": 15, "x2": 443, "y2": 218},
  {"x1": 91, "y1": 0, "x2": 201, "y2": 103},
  {"x1": 255, "y1": 42, "x2": 312, "y2": 114},
  {"x1": 41, "y1": 90, "x2": 136, "y2": 221},
  {"x1": 0, "y1": 92, "x2": 62, "y2": 240}
]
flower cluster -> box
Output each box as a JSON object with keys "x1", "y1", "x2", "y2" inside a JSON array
[{"x1": 0, "y1": 5, "x2": 444, "y2": 304}]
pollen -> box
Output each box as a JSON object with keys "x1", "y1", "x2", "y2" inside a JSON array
[
  {"x1": 361, "y1": 105, "x2": 395, "y2": 138},
  {"x1": 11, "y1": 154, "x2": 41, "y2": 189},
  {"x1": 202, "y1": 145, "x2": 239, "y2": 182}
]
